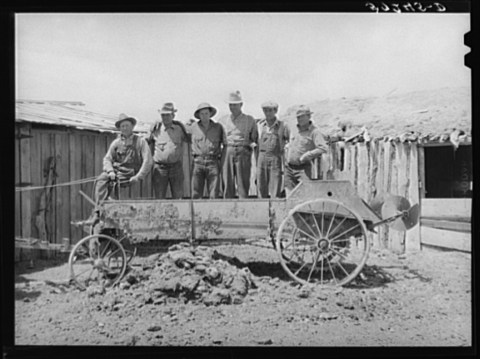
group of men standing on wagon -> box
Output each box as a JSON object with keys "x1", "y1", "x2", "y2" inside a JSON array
[{"x1": 93, "y1": 90, "x2": 328, "y2": 204}]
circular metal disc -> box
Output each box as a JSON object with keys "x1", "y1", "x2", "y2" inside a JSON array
[
  {"x1": 381, "y1": 195, "x2": 419, "y2": 231},
  {"x1": 368, "y1": 194, "x2": 385, "y2": 216}
]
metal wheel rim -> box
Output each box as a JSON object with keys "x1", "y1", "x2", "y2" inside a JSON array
[
  {"x1": 68, "y1": 234, "x2": 127, "y2": 290},
  {"x1": 275, "y1": 198, "x2": 370, "y2": 287}
]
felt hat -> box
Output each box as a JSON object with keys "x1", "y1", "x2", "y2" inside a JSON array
[
  {"x1": 227, "y1": 90, "x2": 243, "y2": 104},
  {"x1": 261, "y1": 101, "x2": 279, "y2": 109},
  {"x1": 194, "y1": 102, "x2": 217, "y2": 119},
  {"x1": 115, "y1": 113, "x2": 137, "y2": 128},
  {"x1": 296, "y1": 105, "x2": 314, "y2": 117},
  {"x1": 159, "y1": 102, "x2": 178, "y2": 115}
]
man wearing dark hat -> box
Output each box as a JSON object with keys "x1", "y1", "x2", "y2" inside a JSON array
[
  {"x1": 218, "y1": 90, "x2": 258, "y2": 198},
  {"x1": 148, "y1": 102, "x2": 189, "y2": 199},
  {"x1": 93, "y1": 113, "x2": 153, "y2": 204},
  {"x1": 186, "y1": 102, "x2": 227, "y2": 199},
  {"x1": 255, "y1": 101, "x2": 290, "y2": 198},
  {"x1": 284, "y1": 105, "x2": 328, "y2": 196}
]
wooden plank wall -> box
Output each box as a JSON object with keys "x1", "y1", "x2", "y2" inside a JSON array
[
  {"x1": 15, "y1": 124, "x2": 117, "y2": 247},
  {"x1": 326, "y1": 140, "x2": 421, "y2": 253}
]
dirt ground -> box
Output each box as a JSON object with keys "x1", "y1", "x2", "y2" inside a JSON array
[{"x1": 14, "y1": 241, "x2": 471, "y2": 347}]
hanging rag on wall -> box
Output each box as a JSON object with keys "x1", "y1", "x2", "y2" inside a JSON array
[{"x1": 35, "y1": 156, "x2": 57, "y2": 243}]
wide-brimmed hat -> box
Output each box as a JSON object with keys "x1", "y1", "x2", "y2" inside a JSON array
[
  {"x1": 115, "y1": 113, "x2": 137, "y2": 128},
  {"x1": 159, "y1": 102, "x2": 177, "y2": 115},
  {"x1": 296, "y1": 105, "x2": 314, "y2": 117},
  {"x1": 227, "y1": 90, "x2": 243, "y2": 104},
  {"x1": 261, "y1": 101, "x2": 279, "y2": 109},
  {"x1": 194, "y1": 102, "x2": 217, "y2": 119}
]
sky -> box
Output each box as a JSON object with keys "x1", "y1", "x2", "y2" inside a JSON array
[{"x1": 15, "y1": 13, "x2": 470, "y2": 124}]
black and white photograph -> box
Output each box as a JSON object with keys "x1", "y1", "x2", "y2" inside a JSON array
[{"x1": 12, "y1": 6, "x2": 472, "y2": 348}]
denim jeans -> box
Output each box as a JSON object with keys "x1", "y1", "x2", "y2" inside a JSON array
[
  {"x1": 222, "y1": 146, "x2": 252, "y2": 198},
  {"x1": 192, "y1": 157, "x2": 220, "y2": 199},
  {"x1": 256, "y1": 152, "x2": 282, "y2": 198},
  {"x1": 152, "y1": 161, "x2": 184, "y2": 199}
]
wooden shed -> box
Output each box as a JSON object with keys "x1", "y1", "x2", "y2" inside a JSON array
[
  {"x1": 280, "y1": 86, "x2": 472, "y2": 253},
  {"x1": 15, "y1": 100, "x2": 155, "y2": 257}
]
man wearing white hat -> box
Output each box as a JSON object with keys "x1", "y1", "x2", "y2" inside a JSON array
[
  {"x1": 255, "y1": 101, "x2": 290, "y2": 198},
  {"x1": 186, "y1": 102, "x2": 227, "y2": 199},
  {"x1": 94, "y1": 113, "x2": 153, "y2": 204},
  {"x1": 148, "y1": 102, "x2": 189, "y2": 199},
  {"x1": 284, "y1": 105, "x2": 328, "y2": 196},
  {"x1": 218, "y1": 91, "x2": 258, "y2": 198}
]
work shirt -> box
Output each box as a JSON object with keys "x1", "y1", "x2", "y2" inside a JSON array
[
  {"x1": 286, "y1": 122, "x2": 328, "y2": 166},
  {"x1": 148, "y1": 121, "x2": 188, "y2": 164},
  {"x1": 187, "y1": 120, "x2": 227, "y2": 157},
  {"x1": 257, "y1": 117, "x2": 290, "y2": 156},
  {"x1": 103, "y1": 133, "x2": 153, "y2": 179},
  {"x1": 219, "y1": 113, "x2": 258, "y2": 147}
]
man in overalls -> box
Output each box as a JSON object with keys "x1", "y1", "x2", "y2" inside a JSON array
[{"x1": 93, "y1": 113, "x2": 153, "y2": 204}]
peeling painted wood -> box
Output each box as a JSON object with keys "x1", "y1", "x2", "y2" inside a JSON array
[
  {"x1": 15, "y1": 136, "x2": 21, "y2": 237},
  {"x1": 418, "y1": 146, "x2": 426, "y2": 199},
  {"x1": 356, "y1": 142, "x2": 369, "y2": 200},
  {"x1": 421, "y1": 198, "x2": 471, "y2": 220},
  {"x1": 193, "y1": 200, "x2": 270, "y2": 240},
  {"x1": 421, "y1": 226, "x2": 471, "y2": 252},
  {"x1": 55, "y1": 133, "x2": 70, "y2": 244},
  {"x1": 103, "y1": 200, "x2": 192, "y2": 242},
  {"x1": 405, "y1": 144, "x2": 421, "y2": 252},
  {"x1": 20, "y1": 125, "x2": 32, "y2": 238},
  {"x1": 388, "y1": 142, "x2": 405, "y2": 253},
  {"x1": 69, "y1": 132, "x2": 83, "y2": 242}
]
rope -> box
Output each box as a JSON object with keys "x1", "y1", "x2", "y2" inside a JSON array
[{"x1": 15, "y1": 177, "x2": 98, "y2": 192}]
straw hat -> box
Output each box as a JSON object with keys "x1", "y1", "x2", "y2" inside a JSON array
[{"x1": 115, "y1": 113, "x2": 137, "y2": 128}]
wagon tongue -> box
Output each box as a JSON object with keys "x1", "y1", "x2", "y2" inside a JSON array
[{"x1": 381, "y1": 195, "x2": 419, "y2": 231}]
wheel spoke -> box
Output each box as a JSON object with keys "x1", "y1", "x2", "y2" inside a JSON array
[
  {"x1": 293, "y1": 260, "x2": 309, "y2": 276},
  {"x1": 321, "y1": 201, "x2": 325, "y2": 236},
  {"x1": 294, "y1": 226, "x2": 318, "y2": 243},
  {"x1": 104, "y1": 247, "x2": 122, "y2": 261},
  {"x1": 325, "y1": 204, "x2": 339, "y2": 238},
  {"x1": 100, "y1": 238, "x2": 114, "y2": 258},
  {"x1": 330, "y1": 246, "x2": 348, "y2": 260},
  {"x1": 328, "y1": 216, "x2": 348, "y2": 238},
  {"x1": 330, "y1": 223, "x2": 361, "y2": 242},
  {"x1": 296, "y1": 212, "x2": 319, "y2": 239},
  {"x1": 335, "y1": 259, "x2": 350, "y2": 278},
  {"x1": 308, "y1": 205, "x2": 322, "y2": 238},
  {"x1": 326, "y1": 255, "x2": 338, "y2": 285},
  {"x1": 320, "y1": 256, "x2": 324, "y2": 285},
  {"x1": 331, "y1": 237, "x2": 353, "y2": 244},
  {"x1": 307, "y1": 250, "x2": 321, "y2": 282}
]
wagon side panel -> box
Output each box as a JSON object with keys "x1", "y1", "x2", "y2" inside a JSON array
[{"x1": 193, "y1": 200, "x2": 270, "y2": 240}]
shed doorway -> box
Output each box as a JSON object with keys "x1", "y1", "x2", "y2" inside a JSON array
[{"x1": 423, "y1": 145, "x2": 472, "y2": 198}]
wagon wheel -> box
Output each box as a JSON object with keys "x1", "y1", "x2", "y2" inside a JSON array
[
  {"x1": 90, "y1": 220, "x2": 136, "y2": 266},
  {"x1": 68, "y1": 234, "x2": 127, "y2": 290},
  {"x1": 276, "y1": 198, "x2": 370, "y2": 287},
  {"x1": 117, "y1": 234, "x2": 137, "y2": 265}
]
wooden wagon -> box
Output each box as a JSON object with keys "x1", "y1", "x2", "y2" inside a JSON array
[{"x1": 68, "y1": 179, "x2": 419, "y2": 289}]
